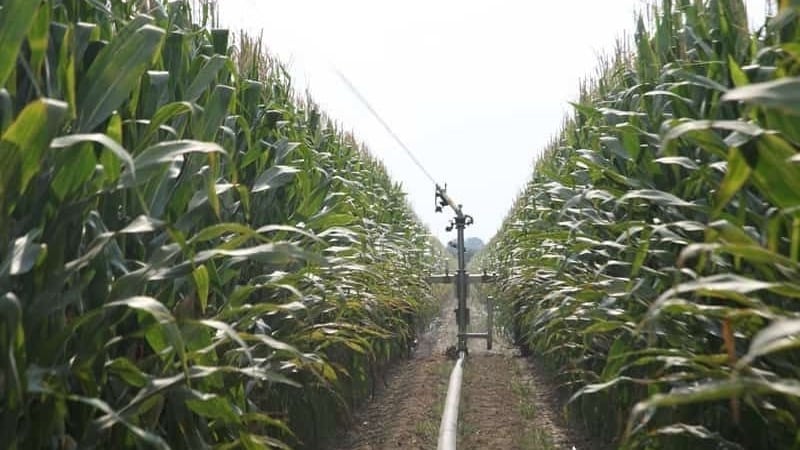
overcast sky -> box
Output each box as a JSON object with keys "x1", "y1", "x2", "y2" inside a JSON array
[{"x1": 218, "y1": 0, "x2": 768, "y2": 244}]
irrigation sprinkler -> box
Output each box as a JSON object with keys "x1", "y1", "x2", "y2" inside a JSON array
[
  {"x1": 427, "y1": 185, "x2": 497, "y2": 450},
  {"x1": 427, "y1": 185, "x2": 496, "y2": 355}
]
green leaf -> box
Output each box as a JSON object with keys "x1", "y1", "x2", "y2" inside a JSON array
[
  {"x1": 186, "y1": 392, "x2": 240, "y2": 424},
  {"x1": 139, "y1": 101, "x2": 195, "y2": 147},
  {"x1": 713, "y1": 146, "x2": 751, "y2": 216},
  {"x1": 106, "y1": 297, "x2": 186, "y2": 372},
  {"x1": 0, "y1": 0, "x2": 40, "y2": 86},
  {"x1": 119, "y1": 215, "x2": 165, "y2": 234},
  {"x1": 193, "y1": 265, "x2": 210, "y2": 314},
  {"x1": 0, "y1": 292, "x2": 23, "y2": 408},
  {"x1": 727, "y1": 55, "x2": 749, "y2": 88},
  {"x1": 652, "y1": 424, "x2": 745, "y2": 448},
  {"x1": 569, "y1": 102, "x2": 602, "y2": 119},
  {"x1": 50, "y1": 143, "x2": 97, "y2": 200},
  {"x1": 1, "y1": 230, "x2": 44, "y2": 276},
  {"x1": 669, "y1": 274, "x2": 775, "y2": 294},
  {"x1": 198, "y1": 319, "x2": 252, "y2": 361},
  {"x1": 741, "y1": 319, "x2": 800, "y2": 366},
  {"x1": 122, "y1": 139, "x2": 225, "y2": 186},
  {"x1": 255, "y1": 224, "x2": 324, "y2": 242},
  {"x1": 140, "y1": 70, "x2": 170, "y2": 118},
  {"x1": 194, "y1": 84, "x2": 234, "y2": 141},
  {"x1": 63, "y1": 232, "x2": 114, "y2": 274},
  {"x1": 0, "y1": 99, "x2": 69, "y2": 211},
  {"x1": 671, "y1": 70, "x2": 731, "y2": 93},
  {"x1": 707, "y1": 220, "x2": 759, "y2": 245},
  {"x1": 186, "y1": 55, "x2": 229, "y2": 102},
  {"x1": 654, "y1": 156, "x2": 699, "y2": 170},
  {"x1": 748, "y1": 135, "x2": 800, "y2": 209},
  {"x1": 106, "y1": 296, "x2": 174, "y2": 324},
  {"x1": 631, "y1": 378, "x2": 800, "y2": 420},
  {"x1": 252, "y1": 165, "x2": 300, "y2": 193},
  {"x1": 630, "y1": 227, "x2": 652, "y2": 277},
  {"x1": 27, "y1": 2, "x2": 49, "y2": 76},
  {"x1": 685, "y1": 243, "x2": 800, "y2": 271},
  {"x1": 245, "y1": 332, "x2": 303, "y2": 356},
  {"x1": 151, "y1": 242, "x2": 315, "y2": 280},
  {"x1": 77, "y1": 23, "x2": 166, "y2": 131},
  {"x1": 189, "y1": 222, "x2": 260, "y2": 243},
  {"x1": 642, "y1": 90, "x2": 694, "y2": 105},
  {"x1": 619, "y1": 189, "x2": 696, "y2": 208},
  {"x1": 722, "y1": 77, "x2": 800, "y2": 115},
  {"x1": 67, "y1": 394, "x2": 170, "y2": 450},
  {"x1": 273, "y1": 139, "x2": 300, "y2": 164},
  {"x1": 661, "y1": 120, "x2": 764, "y2": 152},
  {"x1": 106, "y1": 358, "x2": 148, "y2": 388},
  {"x1": 0, "y1": 88, "x2": 11, "y2": 133}
]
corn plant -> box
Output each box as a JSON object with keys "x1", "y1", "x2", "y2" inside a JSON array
[
  {"x1": 478, "y1": 1, "x2": 800, "y2": 448},
  {"x1": 0, "y1": 1, "x2": 444, "y2": 448}
]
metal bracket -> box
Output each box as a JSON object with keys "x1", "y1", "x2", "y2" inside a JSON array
[
  {"x1": 428, "y1": 272, "x2": 496, "y2": 350},
  {"x1": 426, "y1": 273, "x2": 497, "y2": 284},
  {"x1": 457, "y1": 296, "x2": 494, "y2": 350}
]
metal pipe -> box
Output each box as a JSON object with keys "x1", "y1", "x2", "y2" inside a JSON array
[
  {"x1": 437, "y1": 354, "x2": 464, "y2": 450},
  {"x1": 455, "y1": 215, "x2": 467, "y2": 353},
  {"x1": 487, "y1": 296, "x2": 494, "y2": 350},
  {"x1": 460, "y1": 332, "x2": 489, "y2": 338}
]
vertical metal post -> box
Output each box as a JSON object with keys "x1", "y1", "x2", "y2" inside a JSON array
[
  {"x1": 434, "y1": 185, "x2": 473, "y2": 356},
  {"x1": 455, "y1": 213, "x2": 468, "y2": 354},
  {"x1": 486, "y1": 296, "x2": 493, "y2": 350}
]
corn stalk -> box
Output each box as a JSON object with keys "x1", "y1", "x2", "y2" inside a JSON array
[
  {"x1": 0, "y1": 1, "x2": 445, "y2": 448},
  {"x1": 478, "y1": 1, "x2": 800, "y2": 448}
]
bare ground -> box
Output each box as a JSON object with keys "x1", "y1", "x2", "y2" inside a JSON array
[
  {"x1": 325, "y1": 291, "x2": 600, "y2": 450},
  {"x1": 459, "y1": 345, "x2": 595, "y2": 450},
  {"x1": 324, "y1": 310, "x2": 452, "y2": 450}
]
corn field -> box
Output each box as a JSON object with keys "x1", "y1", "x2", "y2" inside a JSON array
[
  {"x1": 477, "y1": 0, "x2": 800, "y2": 448},
  {"x1": 0, "y1": 1, "x2": 446, "y2": 449}
]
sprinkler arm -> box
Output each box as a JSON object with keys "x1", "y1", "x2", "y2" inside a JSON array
[{"x1": 435, "y1": 184, "x2": 464, "y2": 220}]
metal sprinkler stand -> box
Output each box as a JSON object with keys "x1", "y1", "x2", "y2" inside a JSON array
[
  {"x1": 429, "y1": 184, "x2": 497, "y2": 450},
  {"x1": 427, "y1": 185, "x2": 495, "y2": 355}
]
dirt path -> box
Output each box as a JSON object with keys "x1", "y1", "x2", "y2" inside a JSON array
[
  {"x1": 324, "y1": 307, "x2": 454, "y2": 450},
  {"x1": 459, "y1": 345, "x2": 592, "y2": 449},
  {"x1": 458, "y1": 288, "x2": 590, "y2": 450},
  {"x1": 326, "y1": 290, "x2": 598, "y2": 450}
]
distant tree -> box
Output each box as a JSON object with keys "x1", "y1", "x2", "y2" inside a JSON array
[{"x1": 446, "y1": 237, "x2": 485, "y2": 264}]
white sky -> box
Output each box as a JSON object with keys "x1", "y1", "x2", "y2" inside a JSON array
[{"x1": 218, "y1": 0, "x2": 768, "y2": 244}]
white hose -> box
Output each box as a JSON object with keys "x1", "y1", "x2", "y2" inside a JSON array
[{"x1": 437, "y1": 354, "x2": 465, "y2": 450}]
